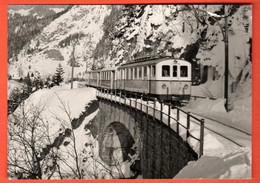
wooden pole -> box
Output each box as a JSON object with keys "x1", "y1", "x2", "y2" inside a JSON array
[
  {"x1": 71, "y1": 44, "x2": 75, "y2": 89},
  {"x1": 224, "y1": 5, "x2": 229, "y2": 111}
]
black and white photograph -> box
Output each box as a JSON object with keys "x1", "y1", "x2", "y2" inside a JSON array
[{"x1": 7, "y1": 4, "x2": 252, "y2": 179}]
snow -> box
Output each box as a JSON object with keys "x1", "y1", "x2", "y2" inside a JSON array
[
  {"x1": 7, "y1": 80, "x2": 25, "y2": 98},
  {"x1": 8, "y1": 8, "x2": 32, "y2": 16},
  {"x1": 174, "y1": 92, "x2": 251, "y2": 178},
  {"x1": 50, "y1": 8, "x2": 64, "y2": 13},
  {"x1": 11, "y1": 86, "x2": 96, "y2": 139},
  {"x1": 175, "y1": 147, "x2": 251, "y2": 179},
  {"x1": 183, "y1": 97, "x2": 252, "y2": 134}
]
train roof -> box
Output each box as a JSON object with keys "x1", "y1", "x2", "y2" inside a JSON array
[
  {"x1": 119, "y1": 57, "x2": 189, "y2": 69},
  {"x1": 86, "y1": 57, "x2": 190, "y2": 73},
  {"x1": 86, "y1": 66, "x2": 119, "y2": 73},
  {"x1": 101, "y1": 66, "x2": 119, "y2": 71}
]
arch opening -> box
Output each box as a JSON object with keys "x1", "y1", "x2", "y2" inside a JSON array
[{"x1": 100, "y1": 122, "x2": 135, "y2": 166}]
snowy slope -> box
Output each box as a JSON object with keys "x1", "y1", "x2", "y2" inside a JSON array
[{"x1": 8, "y1": 5, "x2": 111, "y2": 80}]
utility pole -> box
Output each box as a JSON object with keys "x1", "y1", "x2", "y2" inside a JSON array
[
  {"x1": 71, "y1": 44, "x2": 75, "y2": 89},
  {"x1": 224, "y1": 5, "x2": 229, "y2": 111},
  {"x1": 185, "y1": 5, "x2": 230, "y2": 111}
]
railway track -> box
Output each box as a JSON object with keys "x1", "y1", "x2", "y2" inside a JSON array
[{"x1": 187, "y1": 111, "x2": 251, "y2": 147}]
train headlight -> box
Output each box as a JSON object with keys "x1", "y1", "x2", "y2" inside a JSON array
[
  {"x1": 162, "y1": 84, "x2": 166, "y2": 89},
  {"x1": 183, "y1": 84, "x2": 188, "y2": 90}
]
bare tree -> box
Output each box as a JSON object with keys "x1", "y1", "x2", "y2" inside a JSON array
[
  {"x1": 8, "y1": 102, "x2": 59, "y2": 179},
  {"x1": 51, "y1": 95, "x2": 83, "y2": 179},
  {"x1": 8, "y1": 92, "x2": 135, "y2": 179}
]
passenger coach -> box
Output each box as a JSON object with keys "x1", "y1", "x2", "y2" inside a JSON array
[
  {"x1": 86, "y1": 57, "x2": 192, "y2": 101},
  {"x1": 117, "y1": 57, "x2": 191, "y2": 101}
]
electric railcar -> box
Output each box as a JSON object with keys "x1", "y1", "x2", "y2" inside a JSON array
[{"x1": 86, "y1": 57, "x2": 191, "y2": 101}]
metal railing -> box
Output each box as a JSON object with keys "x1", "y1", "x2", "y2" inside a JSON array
[{"x1": 96, "y1": 88, "x2": 205, "y2": 157}]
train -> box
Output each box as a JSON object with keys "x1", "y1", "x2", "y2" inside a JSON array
[{"x1": 86, "y1": 56, "x2": 192, "y2": 101}]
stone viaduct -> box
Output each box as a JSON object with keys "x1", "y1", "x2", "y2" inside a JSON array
[{"x1": 94, "y1": 96, "x2": 198, "y2": 179}]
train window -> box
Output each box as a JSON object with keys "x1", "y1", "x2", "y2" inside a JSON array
[
  {"x1": 180, "y1": 66, "x2": 188, "y2": 77},
  {"x1": 134, "y1": 68, "x2": 138, "y2": 79},
  {"x1": 144, "y1": 66, "x2": 147, "y2": 77},
  {"x1": 139, "y1": 67, "x2": 142, "y2": 79},
  {"x1": 162, "y1": 65, "x2": 170, "y2": 77},
  {"x1": 152, "y1": 65, "x2": 156, "y2": 77},
  {"x1": 173, "y1": 66, "x2": 177, "y2": 77}
]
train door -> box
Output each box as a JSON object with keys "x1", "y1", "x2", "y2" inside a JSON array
[
  {"x1": 111, "y1": 71, "x2": 114, "y2": 89},
  {"x1": 97, "y1": 72, "x2": 100, "y2": 87},
  {"x1": 150, "y1": 65, "x2": 157, "y2": 95},
  {"x1": 170, "y1": 64, "x2": 180, "y2": 97}
]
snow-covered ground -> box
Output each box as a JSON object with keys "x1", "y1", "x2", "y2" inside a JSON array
[{"x1": 175, "y1": 98, "x2": 251, "y2": 179}]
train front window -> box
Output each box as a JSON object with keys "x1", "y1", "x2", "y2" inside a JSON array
[
  {"x1": 173, "y1": 66, "x2": 177, "y2": 77},
  {"x1": 162, "y1": 65, "x2": 170, "y2": 77},
  {"x1": 180, "y1": 66, "x2": 188, "y2": 77}
]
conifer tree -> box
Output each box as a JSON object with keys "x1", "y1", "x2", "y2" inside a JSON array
[
  {"x1": 24, "y1": 72, "x2": 32, "y2": 91},
  {"x1": 53, "y1": 63, "x2": 65, "y2": 86}
]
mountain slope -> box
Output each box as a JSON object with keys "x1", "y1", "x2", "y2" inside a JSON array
[{"x1": 8, "y1": 5, "x2": 252, "y2": 107}]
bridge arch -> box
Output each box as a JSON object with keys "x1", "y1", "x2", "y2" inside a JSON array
[{"x1": 99, "y1": 122, "x2": 135, "y2": 166}]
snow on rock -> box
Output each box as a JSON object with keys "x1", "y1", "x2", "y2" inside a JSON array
[
  {"x1": 175, "y1": 147, "x2": 251, "y2": 179},
  {"x1": 49, "y1": 8, "x2": 65, "y2": 13},
  {"x1": 7, "y1": 80, "x2": 25, "y2": 98},
  {"x1": 8, "y1": 8, "x2": 32, "y2": 16}
]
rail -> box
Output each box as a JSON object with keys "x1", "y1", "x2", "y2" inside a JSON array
[{"x1": 96, "y1": 88, "x2": 205, "y2": 158}]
